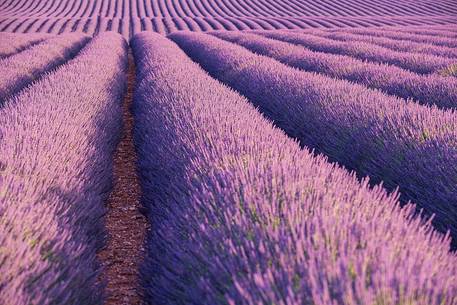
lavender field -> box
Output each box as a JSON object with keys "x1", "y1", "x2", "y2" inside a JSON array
[{"x1": 1, "y1": 0, "x2": 457, "y2": 305}]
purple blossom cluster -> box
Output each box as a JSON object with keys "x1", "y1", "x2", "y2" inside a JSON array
[
  {"x1": 0, "y1": 33, "x2": 90, "y2": 101},
  {"x1": 0, "y1": 32, "x2": 127, "y2": 305},
  {"x1": 170, "y1": 31, "x2": 457, "y2": 249},
  {"x1": 132, "y1": 32, "x2": 457, "y2": 305},
  {"x1": 256, "y1": 30, "x2": 456, "y2": 75},
  {"x1": 212, "y1": 31, "x2": 457, "y2": 109}
]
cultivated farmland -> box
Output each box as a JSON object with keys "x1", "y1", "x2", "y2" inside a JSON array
[{"x1": 1, "y1": 0, "x2": 457, "y2": 305}]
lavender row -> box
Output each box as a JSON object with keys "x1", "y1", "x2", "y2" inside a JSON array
[
  {"x1": 212, "y1": 31, "x2": 457, "y2": 109},
  {"x1": 132, "y1": 33, "x2": 457, "y2": 305},
  {"x1": 171, "y1": 32, "x2": 457, "y2": 249},
  {"x1": 391, "y1": 27, "x2": 457, "y2": 39},
  {"x1": 132, "y1": 32, "x2": 457, "y2": 305},
  {"x1": 337, "y1": 27, "x2": 457, "y2": 48},
  {"x1": 0, "y1": 32, "x2": 127, "y2": 305},
  {"x1": 313, "y1": 30, "x2": 457, "y2": 59},
  {"x1": 0, "y1": 33, "x2": 51, "y2": 58},
  {"x1": 328, "y1": 26, "x2": 457, "y2": 39},
  {"x1": 0, "y1": 33, "x2": 89, "y2": 102},
  {"x1": 255, "y1": 31, "x2": 455, "y2": 75}
]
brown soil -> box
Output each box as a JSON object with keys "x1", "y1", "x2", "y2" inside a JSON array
[{"x1": 98, "y1": 52, "x2": 148, "y2": 305}]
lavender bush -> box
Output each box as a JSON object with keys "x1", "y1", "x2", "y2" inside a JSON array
[
  {"x1": 170, "y1": 31, "x2": 457, "y2": 249},
  {"x1": 0, "y1": 32, "x2": 127, "y2": 305},
  {"x1": 132, "y1": 32, "x2": 457, "y2": 305}
]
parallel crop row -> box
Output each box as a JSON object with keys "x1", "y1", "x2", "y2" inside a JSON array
[
  {"x1": 1, "y1": 0, "x2": 456, "y2": 38},
  {"x1": 1, "y1": 16, "x2": 455, "y2": 37},
  {"x1": 0, "y1": 33, "x2": 89, "y2": 101},
  {"x1": 213, "y1": 31, "x2": 457, "y2": 109},
  {"x1": 132, "y1": 32, "x2": 457, "y2": 305},
  {"x1": 258, "y1": 31, "x2": 456, "y2": 75},
  {"x1": 1, "y1": 0, "x2": 455, "y2": 18},
  {"x1": 171, "y1": 32, "x2": 457, "y2": 249},
  {"x1": 0, "y1": 32, "x2": 127, "y2": 305}
]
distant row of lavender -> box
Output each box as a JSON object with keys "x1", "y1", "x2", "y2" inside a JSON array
[
  {"x1": 171, "y1": 32, "x2": 457, "y2": 249},
  {"x1": 255, "y1": 31, "x2": 455, "y2": 75},
  {"x1": 338, "y1": 27, "x2": 457, "y2": 48},
  {"x1": 212, "y1": 31, "x2": 457, "y2": 109},
  {"x1": 291, "y1": 25, "x2": 457, "y2": 39},
  {"x1": 132, "y1": 32, "x2": 457, "y2": 305},
  {"x1": 0, "y1": 33, "x2": 89, "y2": 102},
  {"x1": 0, "y1": 33, "x2": 51, "y2": 58},
  {"x1": 0, "y1": 33, "x2": 127, "y2": 305},
  {"x1": 310, "y1": 30, "x2": 457, "y2": 59},
  {"x1": 393, "y1": 26, "x2": 457, "y2": 38}
]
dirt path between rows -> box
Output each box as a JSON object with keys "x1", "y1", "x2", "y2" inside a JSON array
[{"x1": 98, "y1": 52, "x2": 148, "y2": 305}]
